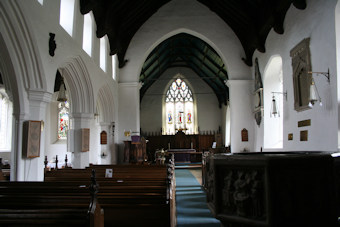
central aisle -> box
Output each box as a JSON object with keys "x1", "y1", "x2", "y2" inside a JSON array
[{"x1": 175, "y1": 169, "x2": 221, "y2": 227}]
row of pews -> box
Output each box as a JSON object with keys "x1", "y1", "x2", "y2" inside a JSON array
[
  {"x1": 0, "y1": 160, "x2": 175, "y2": 227},
  {"x1": 0, "y1": 169, "x2": 103, "y2": 226}
]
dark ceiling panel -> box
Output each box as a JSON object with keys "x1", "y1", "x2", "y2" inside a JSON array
[
  {"x1": 79, "y1": 0, "x2": 306, "y2": 107},
  {"x1": 80, "y1": 0, "x2": 305, "y2": 68},
  {"x1": 139, "y1": 33, "x2": 229, "y2": 107}
]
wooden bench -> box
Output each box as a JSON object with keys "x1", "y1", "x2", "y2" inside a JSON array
[
  {"x1": 44, "y1": 164, "x2": 174, "y2": 227},
  {"x1": 0, "y1": 170, "x2": 104, "y2": 227}
]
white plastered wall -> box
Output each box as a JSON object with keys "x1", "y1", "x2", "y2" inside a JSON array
[
  {"x1": 140, "y1": 67, "x2": 221, "y2": 135},
  {"x1": 118, "y1": 0, "x2": 252, "y2": 155},
  {"x1": 0, "y1": 0, "x2": 119, "y2": 179},
  {"x1": 254, "y1": 0, "x2": 338, "y2": 152}
]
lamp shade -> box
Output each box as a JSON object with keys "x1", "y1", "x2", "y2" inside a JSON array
[
  {"x1": 309, "y1": 78, "x2": 321, "y2": 107},
  {"x1": 271, "y1": 96, "x2": 278, "y2": 117}
]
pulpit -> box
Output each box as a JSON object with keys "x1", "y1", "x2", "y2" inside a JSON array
[{"x1": 124, "y1": 138, "x2": 147, "y2": 163}]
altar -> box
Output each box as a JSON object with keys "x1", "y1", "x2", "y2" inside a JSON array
[
  {"x1": 168, "y1": 149, "x2": 194, "y2": 162},
  {"x1": 167, "y1": 149, "x2": 202, "y2": 163}
]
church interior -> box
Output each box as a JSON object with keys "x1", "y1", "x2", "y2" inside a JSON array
[{"x1": 1, "y1": 0, "x2": 340, "y2": 226}]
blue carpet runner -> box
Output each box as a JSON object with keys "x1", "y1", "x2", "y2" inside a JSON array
[{"x1": 175, "y1": 169, "x2": 221, "y2": 227}]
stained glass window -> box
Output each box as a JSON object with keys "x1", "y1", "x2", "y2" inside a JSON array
[
  {"x1": 165, "y1": 78, "x2": 194, "y2": 135},
  {"x1": 58, "y1": 101, "x2": 69, "y2": 140}
]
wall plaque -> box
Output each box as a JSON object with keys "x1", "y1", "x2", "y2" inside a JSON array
[
  {"x1": 22, "y1": 120, "x2": 42, "y2": 158},
  {"x1": 253, "y1": 58, "x2": 264, "y2": 126},
  {"x1": 81, "y1": 128, "x2": 90, "y2": 152},
  {"x1": 288, "y1": 133, "x2": 293, "y2": 141},
  {"x1": 298, "y1": 119, "x2": 311, "y2": 127},
  {"x1": 300, "y1": 130, "x2": 308, "y2": 141},
  {"x1": 241, "y1": 128, "x2": 248, "y2": 142},
  {"x1": 290, "y1": 38, "x2": 312, "y2": 112},
  {"x1": 100, "y1": 131, "x2": 107, "y2": 144}
]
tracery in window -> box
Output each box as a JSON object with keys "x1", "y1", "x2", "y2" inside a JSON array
[
  {"x1": 58, "y1": 101, "x2": 69, "y2": 140},
  {"x1": 165, "y1": 78, "x2": 194, "y2": 135}
]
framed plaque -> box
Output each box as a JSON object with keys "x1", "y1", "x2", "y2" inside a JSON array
[
  {"x1": 81, "y1": 128, "x2": 90, "y2": 152},
  {"x1": 241, "y1": 128, "x2": 248, "y2": 142},
  {"x1": 100, "y1": 131, "x2": 107, "y2": 144},
  {"x1": 22, "y1": 120, "x2": 42, "y2": 158}
]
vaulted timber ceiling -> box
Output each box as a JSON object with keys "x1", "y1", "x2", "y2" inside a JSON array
[
  {"x1": 140, "y1": 33, "x2": 229, "y2": 107},
  {"x1": 79, "y1": 0, "x2": 306, "y2": 107},
  {"x1": 80, "y1": 0, "x2": 306, "y2": 67}
]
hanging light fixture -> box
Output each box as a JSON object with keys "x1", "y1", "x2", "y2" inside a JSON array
[
  {"x1": 270, "y1": 95, "x2": 278, "y2": 117},
  {"x1": 308, "y1": 77, "x2": 321, "y2": 107},
  {"x1": 270, "y1": 91, "x2": 287, "y2": 118},
  {"x1": 57, "y1": 77, "x2": 67, "y2": 102},
  {"x1": 308, "y1": 69, "x2": 330, "y2": 107}
]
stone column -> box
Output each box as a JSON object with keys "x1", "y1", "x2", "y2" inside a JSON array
[
  {"x1": 19, "y1": 90, "x2": 52, "y2": 181},
  {"x1": 69, "y1": 113, "x2": 93, "y2": 168},
  {"x1": 226, "y1": 80, "x2": 254, "y2": 153},
  {"x1": 117, "y1": 82, "x2": 141, "y2": 163},
  {"x1": 11, "y1": 113, "x2": 25, "y2": 181}
]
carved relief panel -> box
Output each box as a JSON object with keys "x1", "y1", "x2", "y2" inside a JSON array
[
  {"x1": 217, "y1": 167, "x2": 266, "y2": 220},
  {"x1": 290, "y1": 38, "x2": 312, "y2": 111}
]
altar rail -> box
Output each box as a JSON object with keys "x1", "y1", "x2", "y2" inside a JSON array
[{"x1": 144, "y1": 131, "x2": 219, "y2": 161}]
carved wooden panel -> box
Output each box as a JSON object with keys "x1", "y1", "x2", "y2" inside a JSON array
[{"x1": 217, "y1": 167, "x2": 266, "y2": 220}]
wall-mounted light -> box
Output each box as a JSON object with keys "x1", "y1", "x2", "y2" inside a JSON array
[
  {"x1": 270, "y1": 91, "x2": 287, "y2": 118},
  {"x1": 308, "y1": 69, "x2": 330, "y2": 107},
  {"x1": 112, "y1": 122, "x2": 115, "y2": 136}
]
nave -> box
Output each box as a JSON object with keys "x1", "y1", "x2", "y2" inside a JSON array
[{"x1": 175, "y1": 168, "x2": 221, "y2": 227}]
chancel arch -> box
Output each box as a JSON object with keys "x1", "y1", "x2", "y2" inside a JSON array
[{"x1": 140, "y1": 33, "x2": 228, "y2": 141}]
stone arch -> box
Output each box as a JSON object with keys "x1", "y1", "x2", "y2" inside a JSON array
[
  {"x1": 121, "y1": 0, "x2": 249, "y2": 83},
  {"x1": 0, "y1": 1, "x2": 46, "y2": 92},
  {"x1": 59, "y1": 56, "x2": 95, "y2": 115},
  {"x1": 336, "y1": 0, "x2": 340, "y2": 149},
  {"x1": 97, "y1": 84, "x2": 115, "y2": 123},
  {"x1": 263, "y1": 55, "x2": 283, "y2": 149}
]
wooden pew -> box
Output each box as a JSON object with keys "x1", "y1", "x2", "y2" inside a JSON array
[
  {"x1": 44, "y1": 164, "x2": 174, "y2": 227},
  {"x1": 0, "y1": 170, "x2": 104, "y2": 227}
]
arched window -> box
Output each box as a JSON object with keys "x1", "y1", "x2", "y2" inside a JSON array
[
  {"x1": 264, "y1": 56, "x2": 283, "y2": 149},
  {"x1": 112, "y1": 54, "x2": 117, "y2": 80},
  {"x1": 58, "y1": 101, "x2": 69, "y2": 140},
  {"x1": 100, "y1": 36, "x2": 107, "y2": 71},
  {"x1": 165, "y1": 78, "x2": 194, "y2": 135},
  {"x1": 0, "y1": 90, "x2": 12, "y2": 150},
  {"x1": 82, "y1": 13, "x2": 93, "y2": 56},
  {"x1": 60, "y1": 0, "x2": 75, "y2": 36}
]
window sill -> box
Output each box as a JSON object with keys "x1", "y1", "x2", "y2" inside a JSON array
[{"x1": 53, "y1": 139, "x2": 67, "y2": 145}]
